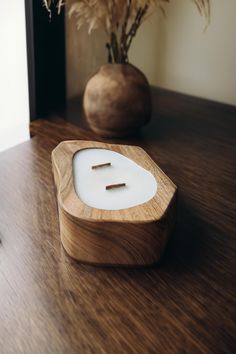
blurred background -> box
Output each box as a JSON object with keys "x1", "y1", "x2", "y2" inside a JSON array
[
  {"x1": 0, "y1": 0, "x2": 236, "y2": 152},
  {"x1": 66, "y1": 0, "x2": 236, "y2": 105}
]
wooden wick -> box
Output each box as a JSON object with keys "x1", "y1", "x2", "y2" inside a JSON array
[
  {"x1": 91, "y1": 162, "x2": 111, "y2": 170},
  {"x1": 106, "y1": 183, "x2": 126, "y2": 190}
]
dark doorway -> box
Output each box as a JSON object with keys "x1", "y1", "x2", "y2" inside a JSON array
[{"x1": 25, "y1": 0, "x2": 66, "y2": 120}]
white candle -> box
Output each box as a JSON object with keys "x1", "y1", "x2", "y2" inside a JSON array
[{"x1": 73, "y1": 148, "x2": 157, "y2": 211}]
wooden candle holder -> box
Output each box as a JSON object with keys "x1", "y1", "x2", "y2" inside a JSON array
[{"x1": 52, "y1": 141, "x2": 177, "y2": 266}]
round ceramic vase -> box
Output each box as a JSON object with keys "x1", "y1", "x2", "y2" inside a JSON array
[{"x1": 83, "y1": 63, "x2": 152, "y2": 138}]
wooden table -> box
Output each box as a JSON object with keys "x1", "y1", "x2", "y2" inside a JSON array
[{"x1": 1, "y1": 89, "x2": 236, "y2": 353}]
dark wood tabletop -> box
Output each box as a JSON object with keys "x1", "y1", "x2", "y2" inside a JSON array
[{"x1": 1, "y1": 89, "x2": 236, "y2": 354}]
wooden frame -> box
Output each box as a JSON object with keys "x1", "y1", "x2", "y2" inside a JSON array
[{"x1": 52, "y1": 140, "x2": 177, "y2": 266}]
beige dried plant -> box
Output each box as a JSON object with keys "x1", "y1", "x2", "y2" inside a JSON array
[{"x1": 43, "y1": 0, "x2": 210, "y2": 63}]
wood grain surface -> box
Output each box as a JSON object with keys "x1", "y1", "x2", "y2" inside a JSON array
[
  {"x1": 0, "y1": 88, "x2": 236, "y2": 353},
  {"x1": 52, "y1": 140, "x2": 176, "y2": 222},
  {"x1": 52, "y1": 140, "x2": 176, "y2": 265}
]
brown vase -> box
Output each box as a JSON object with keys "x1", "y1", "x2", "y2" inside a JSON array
[{"x1": 83, "y1": 63, "x2": 152, "y2": 138}]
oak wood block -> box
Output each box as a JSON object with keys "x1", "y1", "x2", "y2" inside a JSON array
[{"x1": 52, "y1": 140, "x2": 177, "y2": 265}]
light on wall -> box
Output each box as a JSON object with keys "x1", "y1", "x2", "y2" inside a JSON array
[{"x1": 0, "y1": 0, "x2": 30, "y2": 153}]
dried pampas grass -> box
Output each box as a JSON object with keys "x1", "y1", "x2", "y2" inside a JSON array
[{"x1": 43, "y1": 0, "x2": 210, "y2": 63}]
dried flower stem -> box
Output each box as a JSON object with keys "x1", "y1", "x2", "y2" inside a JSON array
[
  {"x1": 120, "y1": 0, "x2": 132, "y2": 62},
  {"x1": 44, "y1": 0, "x2": 211, "y2": 64},
  {"x1": 123, "y1": 4, "x2": 149, "y2": 62}
]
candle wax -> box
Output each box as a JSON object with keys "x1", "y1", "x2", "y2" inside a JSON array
[{"x1": 73, "y1": 148, "x2": 157, "y2": 211}]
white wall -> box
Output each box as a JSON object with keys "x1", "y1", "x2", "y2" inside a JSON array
[
  {"x1": 130, "y1": 0, "x2": 236, "y2": 106},
  {"x1": 0, "y1": 0, "x2": 29, "y2": 152}
]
